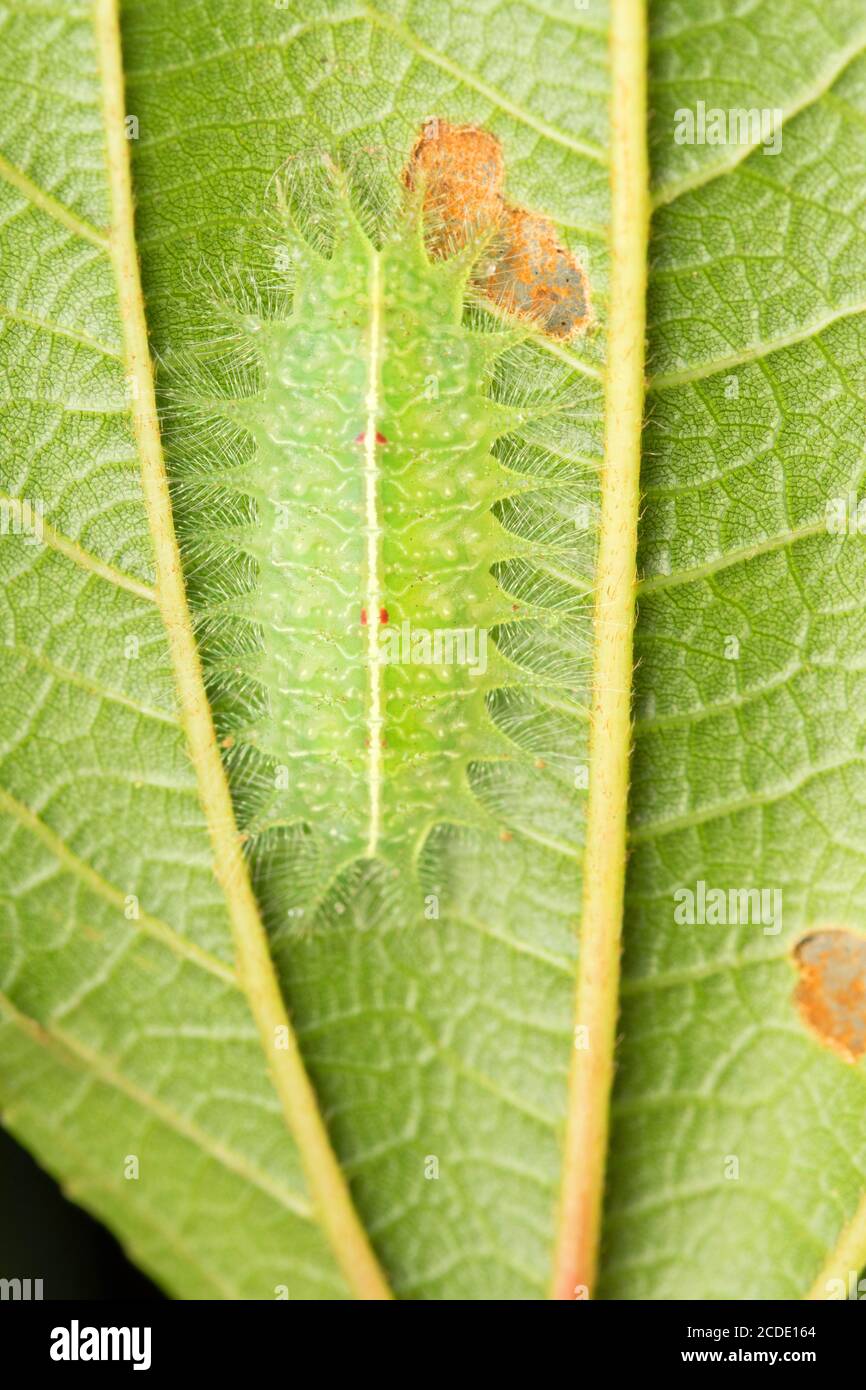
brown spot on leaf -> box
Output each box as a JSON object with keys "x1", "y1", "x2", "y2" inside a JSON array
[
  {"x1": 403, "y1": 118, "x2": 590, "y2": 340},
  {"x1": 793, "y1": 929, "x2": 866, "y2": 1063},
  {"x1": 404, "y1": 119, "x2": 504, "y2": 251},
  {"x1": 488, "y1": 206, "x2": 591, "y2": 340}
]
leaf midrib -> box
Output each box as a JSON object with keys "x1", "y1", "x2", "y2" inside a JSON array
[
  {"x1": 550, "y1": 0, "x2": 649, "y2": 1299},
  {"x1": 92, "y1": 0, "x2": 392, "y2": 1302}
]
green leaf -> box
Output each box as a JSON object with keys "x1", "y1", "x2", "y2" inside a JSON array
[
  {"x1": 1, "y1": 0, "x2": 865, "y2": 1303},
  {"x1": 606, "y1": 1, "x2": 866, "y2": 1299}
]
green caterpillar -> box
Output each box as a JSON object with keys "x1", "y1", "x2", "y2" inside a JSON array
[{"x1": 168, "y1": 153, "x2": 599, "y2": 935}]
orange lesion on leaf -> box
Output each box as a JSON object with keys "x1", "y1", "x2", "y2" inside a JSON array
[
  {"x1": 793, "y1": 929, "x2": 866, "y2": 1063},
  {"x1": 404, "y1": 119, "x2": 504, "y2": 245},
  {"x1": 404, "y1": 118, "x2": 591, "y2": 340}
]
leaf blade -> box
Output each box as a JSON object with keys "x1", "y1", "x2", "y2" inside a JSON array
[{"x1": 604, "y1": 0, "x2": 866, "y2": 1300}]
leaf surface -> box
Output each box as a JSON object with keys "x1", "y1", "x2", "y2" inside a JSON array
[
  {"x1": 1, "y1": 0, "x2": 866, "y2": 1302},
  {"x1": 607, "y1": 0, "x2": 866, "y2": 1299}
]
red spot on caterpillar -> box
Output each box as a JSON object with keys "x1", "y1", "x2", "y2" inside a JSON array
[
  {"x1": 404, "y1": 118, "x2": 591, "y2": 340},
  {"x1": 355, "y1": 430, "x2": 388, "y2": 445},
  {"x1": 379, "y1": 606, "x2": 389, "y2": 625},
  {"x1": 360, "y1": 607, "x2": 367, "y2": 625}
]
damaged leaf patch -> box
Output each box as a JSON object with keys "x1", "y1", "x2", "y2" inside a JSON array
[
  {"x1": 404, "y1": 118, "x2": 591, "y2": 339},
  {"x1": 793, "y1": 930, "x2": 866, "y2": 1064}
]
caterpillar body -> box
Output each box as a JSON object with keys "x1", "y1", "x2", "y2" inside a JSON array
[{"x1": 169, "y1": 145, "x2": 599, "y2": 932}]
